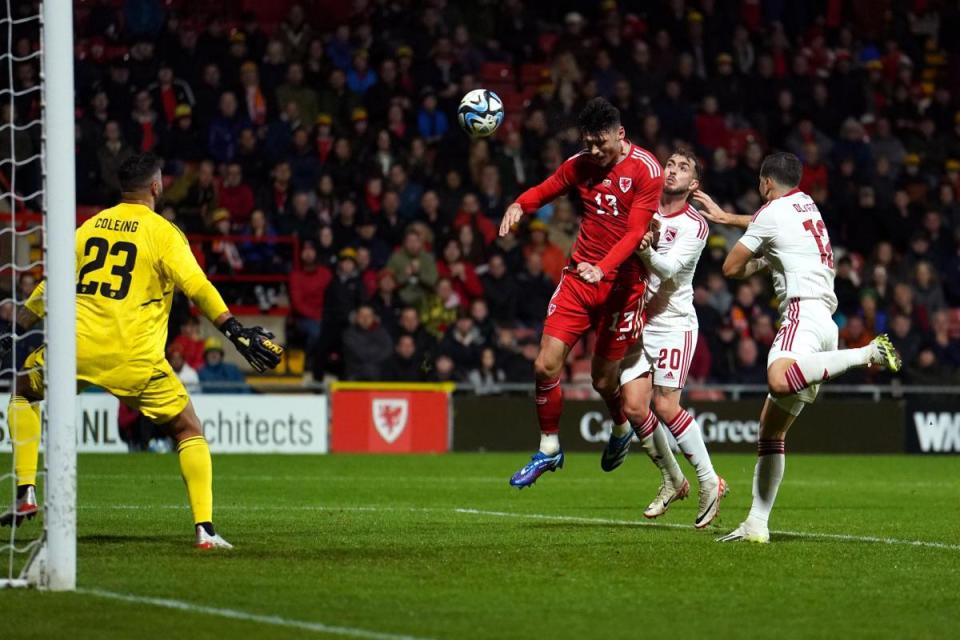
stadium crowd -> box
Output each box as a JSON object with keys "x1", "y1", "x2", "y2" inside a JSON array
[{"x1": 10, "y1": 0, "x2": 960, "y2": 388}]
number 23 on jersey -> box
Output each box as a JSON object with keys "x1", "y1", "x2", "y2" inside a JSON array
[{"x1": 76, "y1": 236, "x2": 138, "y2": 300}]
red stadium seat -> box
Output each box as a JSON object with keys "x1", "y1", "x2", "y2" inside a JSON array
[
  {"x1": 480, "y1": 62, "x2": 512, "y2": 84},
  {"x1": 520, "y1": 63, "x2": 550, "y2": 85}
]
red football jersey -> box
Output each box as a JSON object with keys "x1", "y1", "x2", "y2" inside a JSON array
[{"x1": 515, "y1": 143, "x2": 663, "y2": 280}]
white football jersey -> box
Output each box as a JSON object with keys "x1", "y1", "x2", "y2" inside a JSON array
[
  {"x1": 641, "y1": 203, "x2": 707, "y2": 331},
  {"x1": 738, "y1": 189, "x2": 838, "y2": 315}
]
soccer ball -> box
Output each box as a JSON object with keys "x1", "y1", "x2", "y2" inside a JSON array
[{"x1": 457, "y1": 89, "x2": 504, "y2": 138}]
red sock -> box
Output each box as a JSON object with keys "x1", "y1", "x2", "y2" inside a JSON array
[
  {"x1": 602, "y1": 387, "x2": 628, "y2": 425},
  {"x1": 535, "y1": 377, "x2": 563, "y2": 434},
  {"x1": 634, "y1": 410, "x2": 659, "y2": 439}
]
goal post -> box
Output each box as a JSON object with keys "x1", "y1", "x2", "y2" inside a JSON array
[{"x1": 41, "y1": 0, "x2": 77, "y2": 591}]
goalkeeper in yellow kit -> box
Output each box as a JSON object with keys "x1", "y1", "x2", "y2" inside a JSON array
[{"x1": 0, "y1": 154, "x2": 283, "y2": 549}]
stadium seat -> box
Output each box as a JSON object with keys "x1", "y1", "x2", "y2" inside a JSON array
[{"x1": 479, "y1": 62, "x2": 512, "y2": 84}]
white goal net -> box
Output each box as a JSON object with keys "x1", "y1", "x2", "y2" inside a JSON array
[{"x1": 0, "y1": 0, "x2": 75, "y2": 590}]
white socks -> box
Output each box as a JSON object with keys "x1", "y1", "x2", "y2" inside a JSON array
[
  {"x1": 787, "y1": 346, "x2": 872, "y2": 393},
  {"x1": 746, "y1": 440, "x2": 786, "y2": 526},
  {"x1": 539, "y1": 432, "x2": 560, "y2": 455},
  {"x1": 664, "y1": 409, "x2": 716, "y2": 484},
  {"x1": 611, "y1": 421, "x2": 632, "y2": 438},
  {"x1": 638, "y1": 424, "x2": 685, "y2": 487}
]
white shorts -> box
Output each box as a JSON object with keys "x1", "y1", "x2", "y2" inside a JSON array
[
  {"x1": 768, "y1": 298, "x2": 839, "y2": 404},
  {"x1": 620, "y1": 328, "x2": 697, "y2": 389}
]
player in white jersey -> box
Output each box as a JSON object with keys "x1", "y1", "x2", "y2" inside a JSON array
[
  {"x1": 694, "y1": 152, "x2": 901, "y2": 543},
  {"x1": 599, "y1": 149, "x2": 727, "y2": 528}
]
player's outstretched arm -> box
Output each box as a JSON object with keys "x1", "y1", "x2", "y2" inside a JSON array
[
  {"x1": 693, "y1": 190, "x2": 751, "y2": 229},
  {"x1": 160, "y1": 222, "x2": 284, "y2": 372},
  {"x1": 501, "y1": 157, "x2": 578, "y2": 236}
]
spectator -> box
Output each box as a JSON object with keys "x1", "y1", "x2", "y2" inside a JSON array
[
  {"x1": 388, "y1": 164, "x2": 424, "y2": 221},
  {"x1": 467, "y1": 347, "x2": 506, "y2": 395},
  {"x1": 238, "y1": 61, "x2": 268, "y2": 126},
  {"x1": 514, "y1": 252, "x2": 554, "y2": 328},
  {"x1": 180, "y1": 160, "x2": 218, "y2": 231},
  {"x1": 730, "y1": 337, "x2": 766, "y2": 384},
  {"x1": 148, "y1": 63, "x2": 195, "y2": 126},
  {"x1": 469, "y1": 298, "x2": 496, "y2": 346},
  {"x1": 239, "y1": 209, "x2": 281, "y2": 274},
  {"x1": 355, "y1": 214, "x2": 390, "y2": 269},
  {"x1": 440, "y1": 312, "x2": 483, "y2": 373},
  {"x1": 317, "y1": 248, "x2": 366, "y2": 376},
  {"x1": 420, "y1": 277, "x2": 460, "y2": 338},
  {"x1": 860, "y1": 290, "x2": 888, "y2": 336},
  {"x1": 905, "y1": 348, "x2": 957, "y2": 385},
  {"x1": 342, "y1": 304, "x2": 393, "y2": 380},
  {"x1": 198, "y1": 337, "x2": 249, "y2": 393},
  {"x1": 388, "y1": 229, "x2": 438, "y2": 307},
  {"x1": 371, "y1": 269, "x2": 402, "y2": 334},
  {"x1": 128, "y1": 90, "x2": 164, "y2": 153},
  {"x1": 276, "y1": 62, "x2": 319, "y2": 127},
  {"x1": 97, "y1": 121, "x2": 133, "y2": 200},
  {"x1": 219, "y1": 162, "x2": 256, "y2": 225},
  {"x1": 889, "y1": 314, "x2": 922, "y2": 368},
  {"x1": 524, "y1": 220, "x2": 566, "y2": 284},
  {"x1": 429, "y1": 354, "x2": 458, "y2": 382},
  {"x1": 454, "y1": 193, "x2": 497, "y2": 246},
  {"x1": 161, "y1": 104, "x2": 204, "y2": 163},
  {"x1": 416, "y1": 89, "x2": 448, "y2": 142},
  {"x1": 206, "y1": 209, "x2": 243, "y2": 275},
  {"x1": 170, "y1": 316, "x2": 206, "y2": 370},
  {"x1": 208, "y1": 91, "x2": 248, "y2": 163},
  {"x1": 927, "y1": 311, "x2": 960, "y2": 370},
  {"x1": 480, "y1": 254, "x2": 518, "y2": 325},
  {"x1": 167, "y1": 344, "x2": 200, "y2": 394},
  {"x1": 912, "y1": 261, "x2": 946, "y2": 315},
  {"x1": 841, "y1": 315, "x2": 875, "y2": 350},
  {"x1": 289, "y1": 241, "x2": 333, "y2": 357},
  {"x1": 437, "y1": 238, "x2": 483, "y2": 307},
  {"x1": 346, "y1": 50, "x2": 377, "y2": 95},
  {"x1": 384, "y1": 335, "x2": 424, "y2": 382}
]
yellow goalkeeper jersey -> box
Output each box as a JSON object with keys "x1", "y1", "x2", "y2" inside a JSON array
[{"x1": 26, "y1": 202, "x2": 228, "y2": 394}]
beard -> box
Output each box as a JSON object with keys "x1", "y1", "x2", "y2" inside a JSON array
[{"x1": 662, "y1": 185, "x2": 690, "y2": 196}]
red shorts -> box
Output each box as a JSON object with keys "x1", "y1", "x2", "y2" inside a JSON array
[{"x1": 543, "y1": 267, "x2": 646, "y2": 361}]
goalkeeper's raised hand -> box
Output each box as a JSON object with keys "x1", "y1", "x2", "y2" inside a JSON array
[{"x1": 220, "y1": 317, "x2": 284, "y2": 372}]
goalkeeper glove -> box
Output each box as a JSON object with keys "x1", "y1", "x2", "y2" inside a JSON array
[
  {"x1": 220, "y1": 317, "x2": 284, "y2": 373},
  {"x1": 0, "y1": 324, "x2": 23, "y2": 363}
]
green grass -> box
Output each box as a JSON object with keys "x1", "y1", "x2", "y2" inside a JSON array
[{"x1": 1, "y1": 452, "x2": 959, "y2": 639}]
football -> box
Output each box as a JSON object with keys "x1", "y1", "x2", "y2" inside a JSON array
[{"x1": 457, "y1": 89, "x2": 505, "y2": 138}]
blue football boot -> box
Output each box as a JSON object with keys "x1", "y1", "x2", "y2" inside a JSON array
[
  {"x1": 600, "y1": 430, "x2": 633, "y2": 472},
  {"x1": 509, "y1": 451, "x2": 565, "y2": 488}
]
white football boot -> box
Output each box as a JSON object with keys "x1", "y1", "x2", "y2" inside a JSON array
[
  {"x1": 0, "y1": 485, "x2": 39, "y2": 527},
  {"x1": 716, "y1": 518, "x2": 770, "y2": 543},
  {"x1": 643, "y1": 477, "x2": 690, "y2": 519},
  {"x1": 194, "y1": 524, "x2": 234, "y2": 550},
  {"x1": 694, "y1": 476, "x2": 728, "y2": 529}
]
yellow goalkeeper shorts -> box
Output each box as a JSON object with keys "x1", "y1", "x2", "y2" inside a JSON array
[{"x1": 23, "y1": 346, "x2": 190, "y2": 425}]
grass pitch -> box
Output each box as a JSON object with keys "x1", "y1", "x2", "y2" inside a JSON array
[{"x1": 1, "y1": 452, "x2": 958, "y2": 639}]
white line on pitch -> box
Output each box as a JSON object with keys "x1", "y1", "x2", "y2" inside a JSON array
[
  {"x1": 78, "y1": 504, "x2": 960, "y2": 551},
  {"x1": 452, "y1": 508, "x2": 960, "y2": 551},
  {"x1": 77, "y1": 588, "x2": 433, "y2": 640}
]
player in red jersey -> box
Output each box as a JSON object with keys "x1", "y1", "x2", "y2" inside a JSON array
[{"x1": 500, "y1": 98, "x2": 664, "y2": 487}]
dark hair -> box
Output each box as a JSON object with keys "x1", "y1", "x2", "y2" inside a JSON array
[
  {"x1": 670, "y1": 146, "x2": 702, "y2": 180},
  {"x1": 759, "y1": 152, "x2": 802, "y2": 188},
  {"x1": 577, "y1": 97, "x2": 620, "y2": 135},
  {"x1": 117, "y1": 153, "x2": 162, "y2": 192}
]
